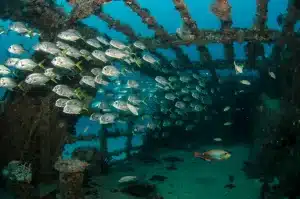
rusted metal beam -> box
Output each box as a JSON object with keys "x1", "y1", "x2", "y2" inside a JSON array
[
  {"x1": 172, "y1": 46, "x2": 192, "y2": 66},
  {"x1": 95, "y1": 11, "x2": 139, "y2": 41},
  {"x1": 270, "y1": 0, "x2": 298, "y2": 63},
  {"x1": 186, "y1": 59, "x2": 266, "y2": 70},
  {"x1": 171, "y1": 0, "x2": 219, "y2": 82},
  {"x1": 246, "y1": 0, "x2": 269, "y2": 69},
  {"x1": 171, "y1": 0, "x2": 199, "y2": 37},
  {"x1": 124, "y1": 0, "x2": 172, "y2": 40},
  {"x1": 123, "y1": 0, "x2": 192, "y2": 65},
  {"x1": 254, "y1": 0, "x2": 269, "y2": 33},
  {"x1": 140, "y1": 29, "x2": 282, "y2": 49},
  {"x1": 221, "y1": 21, "x2": 234, "y2": 66}
]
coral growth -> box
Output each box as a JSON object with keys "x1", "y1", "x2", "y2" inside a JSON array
[
  {"x1": 54, "y1": 158, "x2": 89, "y2": 173},
  {"x1": 210, "y1": 0, "x2": 232, "y2": 21},
  {"x1": 55, "y1": 158, "x2": 89, "y2": 199},
  {"x1": 0, "y1": 92, "x2": 71, "y2": 184},
  {"x1": 2, "y1": 160, "x2": 32, "y2": 183}
]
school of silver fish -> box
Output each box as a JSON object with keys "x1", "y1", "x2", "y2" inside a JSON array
[{"x1": 0, "y1": 21, "x2": 264, "y2": 138}]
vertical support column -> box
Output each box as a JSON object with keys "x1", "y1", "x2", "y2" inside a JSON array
[
  {"x1": 270, "y1": 0, "x2": 297, "y2": 63},
  {"x1": 172, "y1": 0, "x2": 218, "y2": 83},
  {"x1": 124, "y1": 0, "x2": 191, "y2": 66},
  {"x1": 125, "y1": 123, "x2": 133, "y2": 159},
  {"x1": 98, "y1": 126, "x2": 107, "y2": 154},
  {"x1": 221, "y1": 20, "x2": 235, "y2": 66},
  {"x1": 254, "y1": 0, "x2": 269, "y2": 33}
]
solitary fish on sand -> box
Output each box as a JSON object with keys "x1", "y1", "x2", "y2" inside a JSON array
[{"x1": 194, "y1": 149, "x2": 231, "y2": 161}]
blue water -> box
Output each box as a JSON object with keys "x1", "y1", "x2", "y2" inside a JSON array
[{"x1": 0, "y1": 0, "x2": 298, "y2": 160}]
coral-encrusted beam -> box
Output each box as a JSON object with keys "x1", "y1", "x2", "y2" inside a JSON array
[
  {"x1": 171, "y1": 0, "x2": 199, "y2": 36},
  {"x1": 254, "y1": 0, "x2": 269, "y2": 32},
  {"x1": 124, "y1": 0, "x2": 172, "y2": 41},
  {"x1": 123, "y1": 0, "x2": 192, "y2": 65},
  {"x1": 95, "y1": 11, "x2": 139, "y2": 40},
  {"x1": 172, "y1": 0, "x2": 218, "y2": 81},
  {"x1": 221, "y1": 21, "x2": 235, "y2": 65},
  {"x1": 270, "y1": 1, "x2": 298, "y2": 63},
  {"x1": 140, "y1": 29, "x2": 281, "y2": 49}
]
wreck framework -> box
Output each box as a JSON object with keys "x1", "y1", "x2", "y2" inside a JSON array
[
  {"x1": 95, "y1": 0, "x2": 299, "y2": 79},
  {"x1": 92, "y1": 0, "x2": 300, "y2": 159},
  {"x1": 0, "y1": 0, "x2": 300, "y2": 181}
]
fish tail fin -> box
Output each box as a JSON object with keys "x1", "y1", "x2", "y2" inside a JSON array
[
  {"x1": 142, "y1": 97, "x2": 148, "y2": 105},
  {"x1": 38, "y1": 59, "x2": 46, "y2": 68},
  {"x1": 194, "y1": 152, "x2": 211, "y2": 161},
  {"x1": 51, "y1": 78, "x2": 58, "y2": 83},
  {"x1": 60, "y1": 49, "x2": 68, "y2": 56},
  {"x1": 134, "y1": 59, "x2": 141, "y2": 68},
  {"x1": 2, "y1": 30, "x2": 8, "y2": 35},
  {"x1": 12, "y1": 70, "x2": 18, "y2": 77},
  {"x1": 82, "y1": 106, "x2": 89, "y2": 112},
  {"x1": 120, "y1": 68, "x2": 126, "y2": 76},
  {"x1": 75, "y1": 60, "x2": 83, "y2": 71},
  {"x1": 26, "y1": 29, "x2": 35, "y2": 38},
  {"x1": 17, "y1": 84, "x2": 24, "y2": 91},
  {"x1": 168, "y1": 83, "x2": 174, "y2": 89}
]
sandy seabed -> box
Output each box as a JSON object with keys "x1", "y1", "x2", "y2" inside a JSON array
[{"x1": 88, "y1": 145, "x2": 261, "y2": 199}]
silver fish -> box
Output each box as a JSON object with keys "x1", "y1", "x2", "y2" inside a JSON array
[
  {"x1": 142, "y1": 54, "x2": 159, "y2": 64},
  {"x1": 0, "y1": 65, "x2": 12, "y2": 75},
  {"x1": 16, "y1": 59, "x2": 44, "y2": 71},
  {"x1": 63, "y1": 104, "x2": 82, "y2": 115},
  {"x1": 66, "y1": 99, "x2": 83, "y2": 107},
  {"x1": 5, "y1": 58, "x2": 20, "y2": 66},
  {"x1": 55, "y1": 98, "x2": 68, "y2": 108},
  {"x1": 25, "y1": 73, "x2": 49, "y2": 85},
  {"x1": 112, "y1": 100, "x2": 129, "y2": 111},
  {"x1": 128, "y1": 95, "x2": 147, "y2": 105},
  {"x1": 91, "y1": 68, "x2": 102, "y2": 76},
  {"x1": 89, "y1": 113, "x2": 102, "y2": 121},
  {"x1": 133, "y1": 41, "x2": 146, "y2": 50},
  {"x1": 80, "y1": 49, "x2": 93, "y2": 60},
  {"x1": 102, "y1": 65, "x2": 120, "y2": 77},
  {"x1": 99, "y1": 113, "x2": 118, "y2": 124},
  {"x1": 105, "y1": 48, "x2": 129, "y2": 59},
  {"x1": 127, "y1": 103, "x2": 139, "y2": 116},
  {"x1": 86, "y1": 38, "x2": 102, "y2": 48},
  {"x1": 92, "y1": 50, "x2": 108, "y2": 63},
  {"x1": 109, "y1": 40, "x2": 128, "y2": 50},
  {"x1": 51, "y1": 56, "x2": 82, "y2": 70},
  {"x1": 56, "y1": 41, "x2": 71, "y2": 50},
  {"x1": 44, "y1": 68, "x2": 60, "y2": 80},
  {"x1": 64, "y1": 46, "x2": 82, "y2": 59},
  {"x1": 96, "y1": 36, "x2": 109, "y2": 45},
  {"x1": 9, "y1": 22, "x2": 29, "y2": 34},
  {"x1": 57, "y1": 29, "x2": 82, "y2": 42},
  {"x1": 79, "y1": 76, "x2": 96, "y2": 88},
  {"x1": 126, "y1": 80, "x2": 139, "y2": 89},
  {"x1": 0, "y1": 77, "x2": 17, "y2": 90},
  {"x1": 37, "y1": 42, "x2": 61, "y2": 55},
  {"x1": 165, "y1": 93, "x2": 176, "y2": 101},
  {"x1": 8, "y1": 44, "x2": 26, "y2": 55},
  {"x1": 94, "y1": 75, "x2": 109, "y2": 85},
  {"x1": 52, "y1": 84, "x2": 76, "y2": 98},
  {"x1": 175, "y1": 101, "x2": 186, "y2": 109}
]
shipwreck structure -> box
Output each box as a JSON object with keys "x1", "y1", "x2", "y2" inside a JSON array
[{"x1": 0, "y1": 0, "x2": 300, "y2": 198}]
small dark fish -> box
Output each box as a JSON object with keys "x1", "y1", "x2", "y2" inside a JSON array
[
  {"x1": 224, "y1": 175, "x2": 236, "y2": 195},
  {"x1": 162, "y1": 156, "x2": 184, "y2": 163},
  {"x1": 166, "y1": 164, "x2": 177, "y2": 171},
  {"x1": 149, "y1": 175, "x2": 168, "y2": 182},
  {"x1": 224, "y1": 183, "x2": 236, "y2": 189},
  {"x1": 276, "y1": 13, "x2": 284, "y2": 26}
]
